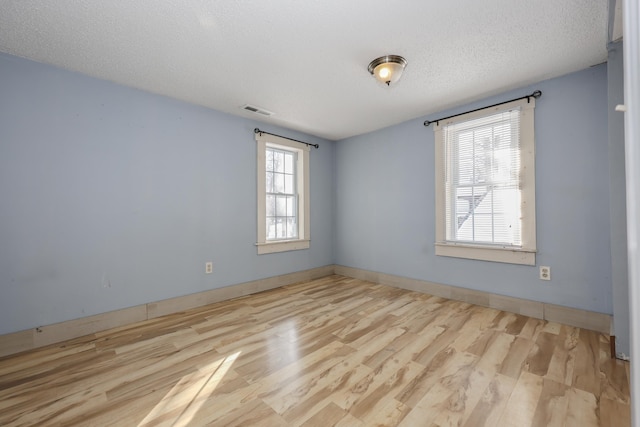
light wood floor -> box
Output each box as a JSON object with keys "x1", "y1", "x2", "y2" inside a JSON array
[{"x1": 0, "y1": 275, "x2": 630, "y2": 426}]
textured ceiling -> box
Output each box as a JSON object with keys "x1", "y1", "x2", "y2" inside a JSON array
[{"x1": 0, "y1": 1, "x2": 608, "y2": 141}]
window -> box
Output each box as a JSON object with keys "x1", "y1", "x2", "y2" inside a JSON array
[
  {"x1": 266, "y1": 147, "x2": 298, "y2": 240},
  {"x1": 256, "y1": 132, "x2": 310, "y2": 254},
  {"x1": 434, "y1": 97, "x2": 536, "y2": 265}
]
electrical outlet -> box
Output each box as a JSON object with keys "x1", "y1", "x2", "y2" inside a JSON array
[
  {"x1": 205, "y1": 262, "x2": 213, "y2": 274},
  {"x1": 540, "y1": 266, "x2": 551, "y2": 281}
]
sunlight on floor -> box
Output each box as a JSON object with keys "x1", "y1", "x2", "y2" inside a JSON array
[
  {"x1": 138, "y1": 351, "x2": 241, "y2": 427},
  {"x1": 270, "y1": 320, "x2": 299, "y2": 367}
]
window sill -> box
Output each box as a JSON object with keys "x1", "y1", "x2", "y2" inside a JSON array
[
  {"x1": 435, "y1": 242, "x2": 536, "y2": 265},
  {"x1": 257, "y1": 239, "x2": 310, "y2": 255}
]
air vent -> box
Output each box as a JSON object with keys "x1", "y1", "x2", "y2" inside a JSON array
[{"x1": 241, "y1": 104, "x2": 274, "y2": 117}]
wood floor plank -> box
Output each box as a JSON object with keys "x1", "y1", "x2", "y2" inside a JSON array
[
  {"x1": 206, "y1": 398, "x2": 288, "y2": 427},
  {"x1": 572, "y1": 329, "x2": 603, "y2": 395},
  {"x1": 356, "y1": 395, "x2": 411, "y2": 427},
  {"x1": 529, "y1": 378, "x2": 570, "y2": 427},
  {"x1": 254, "y1": 342, "x2": 354, "y2": 398},
  {"x1": 335, "y1": 349, "x2": 424, "y2": 412},
  {"x1": 565, "y1": 387, "x2": 601, "y2": 427},
  {"x1": 0, "y1": 342, "x2": 97, "y2": 378},
  {"x1": 412, "y1": 328, "x2": 459, "y2": 366},
  {"x1": 599, "y1": 357, "x2": 631, "y2": 404},
  {"x1": 349, "y1": 361, "x2": 423, "y2": 421},
  {"x1": 474, "y1": 332, "x2": 516, "y2": 374},
  {"x1": 334, "y1": 412, "x2": 366, "y2": 427},
  {"x1": 498, "y1": 336, "x2": 535, "y2": 378},
  {"x1": 362, "y1": 330, "x2": 423, "y2": 369},
  {"x1": 523, "y1": 331, "x2": 557, "y2": 376},
  {"x1": 491, "y1": 311, "x2": 528, "y2": 335},
  {"x1": 428, "y1": 365, "x2": 494, "y2": 427},
  {"x1": 496, "y1": 371, "x2": 544, "y2": 427},
  {"x1": 449, "y1": 306, "x2": 500, "y2": 353},
  {"x1": 520, "y1": 317, "x2": 546, "y2": 340},
  {"x1": 0, "y1": 275, "x2": 629, "y2": 427},
  {"x1": 396, "y1": 346, "x2": 457, "y2": 408},
  {"x1": 599, "y1": 396, "x2": 631, "y2": 427},
  {"x1": 545, "y1": 325, "x2": 579, "y2": 385},
  {"x1": 397, "y1": 350, "x2": 479, "y2": 426},
  {"x1": 262, "y1": 327, "x2": 410, "y2": 422},
  {"x1": 462, "y1": 373, "x2": 517, "y2": 427},
  {"x1": 278, "y1": 364, "x2": 372, "y2": 424}
]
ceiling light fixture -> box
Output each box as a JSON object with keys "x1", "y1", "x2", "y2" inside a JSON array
[{"x1": 368, "y1": 55, "x2": 407, "y2": 86}]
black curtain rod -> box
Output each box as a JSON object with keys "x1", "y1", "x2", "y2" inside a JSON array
[
  {"x1": 423, "y1": 90, "x2": 542, "y2": 127},
  {"x1": 254, "y1": 128, "x2": 319, "y2": 149}
]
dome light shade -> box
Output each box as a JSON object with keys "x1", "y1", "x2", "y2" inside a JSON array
[{"x1": 368, "y1": 55, "x2": 407, "y2": 86}]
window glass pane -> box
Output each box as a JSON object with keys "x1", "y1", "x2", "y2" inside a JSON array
[
  {"x1": 456, "y1": 218, "x2": 473, "y2": 241},
  {"x1": 455, "y1": 187, "x2": 472, "y2": 231},
  {"x1": 493, "y1": 124, "x2": 511, "y2": 149},
  {"x1": 274, "y1": 151, "x2": 285, "y2": 173},
  {"x1": 274, "y1": 173, "x2": 285, "y2": 193},
  {"x1": 284, "y1": 174, "x2": 294, "y2": 194},
  {"x1": 457, "y1": 159, "x2": 474, "y2": 185},
  {"x1": 266, "y1": 171, "x2": 274, "y2": 193},
  {"x1": 276, "y1": 196, "x2": 287, "y2": 216},
  {"x1": 492, "y1": 187, "x2": 521, "y2": 245},
  {"x1": 266, "y1": 195, "x2": 275, "y2": 217},
  {"x1": 473, "y1": 213, "x2": 493, "y2": 242},
  {"x1": 286, "y1": 196, "x2": 295, "y2": 216},
  {"x1": 276, "y1": 218, "x2": 284, "y2": 238},
  {"x1": 493, "y1": 214, "x2": 513, "y2": 243},
  {"x1": 266, "y1": 149, "x2": 274, "y2": 171},
  {"x1": 266, "y1": 217, "x2": 276, "y2": 240},
  {"x1": 286, "y1": 217, "x2": 298, "y2": 238},
  {"x1": 473, "y1": 186, "x2": 490, "y2": 213},
  {"x1": 284, "y1": 153, "x2": 294, "y2": 174}
]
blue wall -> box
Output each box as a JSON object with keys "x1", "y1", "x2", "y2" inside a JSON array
[
  {"x1": 0, "y1": 52, "x2": 619, "y2": 337},
  {"x1": 0, "y1": 53, "x2": 335, "y2": 335},
  {"x1": 336, "y1": 65, "x2": 613, "y2": 314}
]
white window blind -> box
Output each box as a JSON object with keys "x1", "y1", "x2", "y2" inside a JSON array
[{"x1": 444, "y1": 109, "x2": 522, "y2": 246}]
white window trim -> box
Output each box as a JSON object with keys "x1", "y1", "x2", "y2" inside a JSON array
[
  {"x1": 256, "y1": 132, "x2": 310, "y2": 254},
  {"x1": 434, "y1": 97, "x2": 537, "y2": 265}
]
